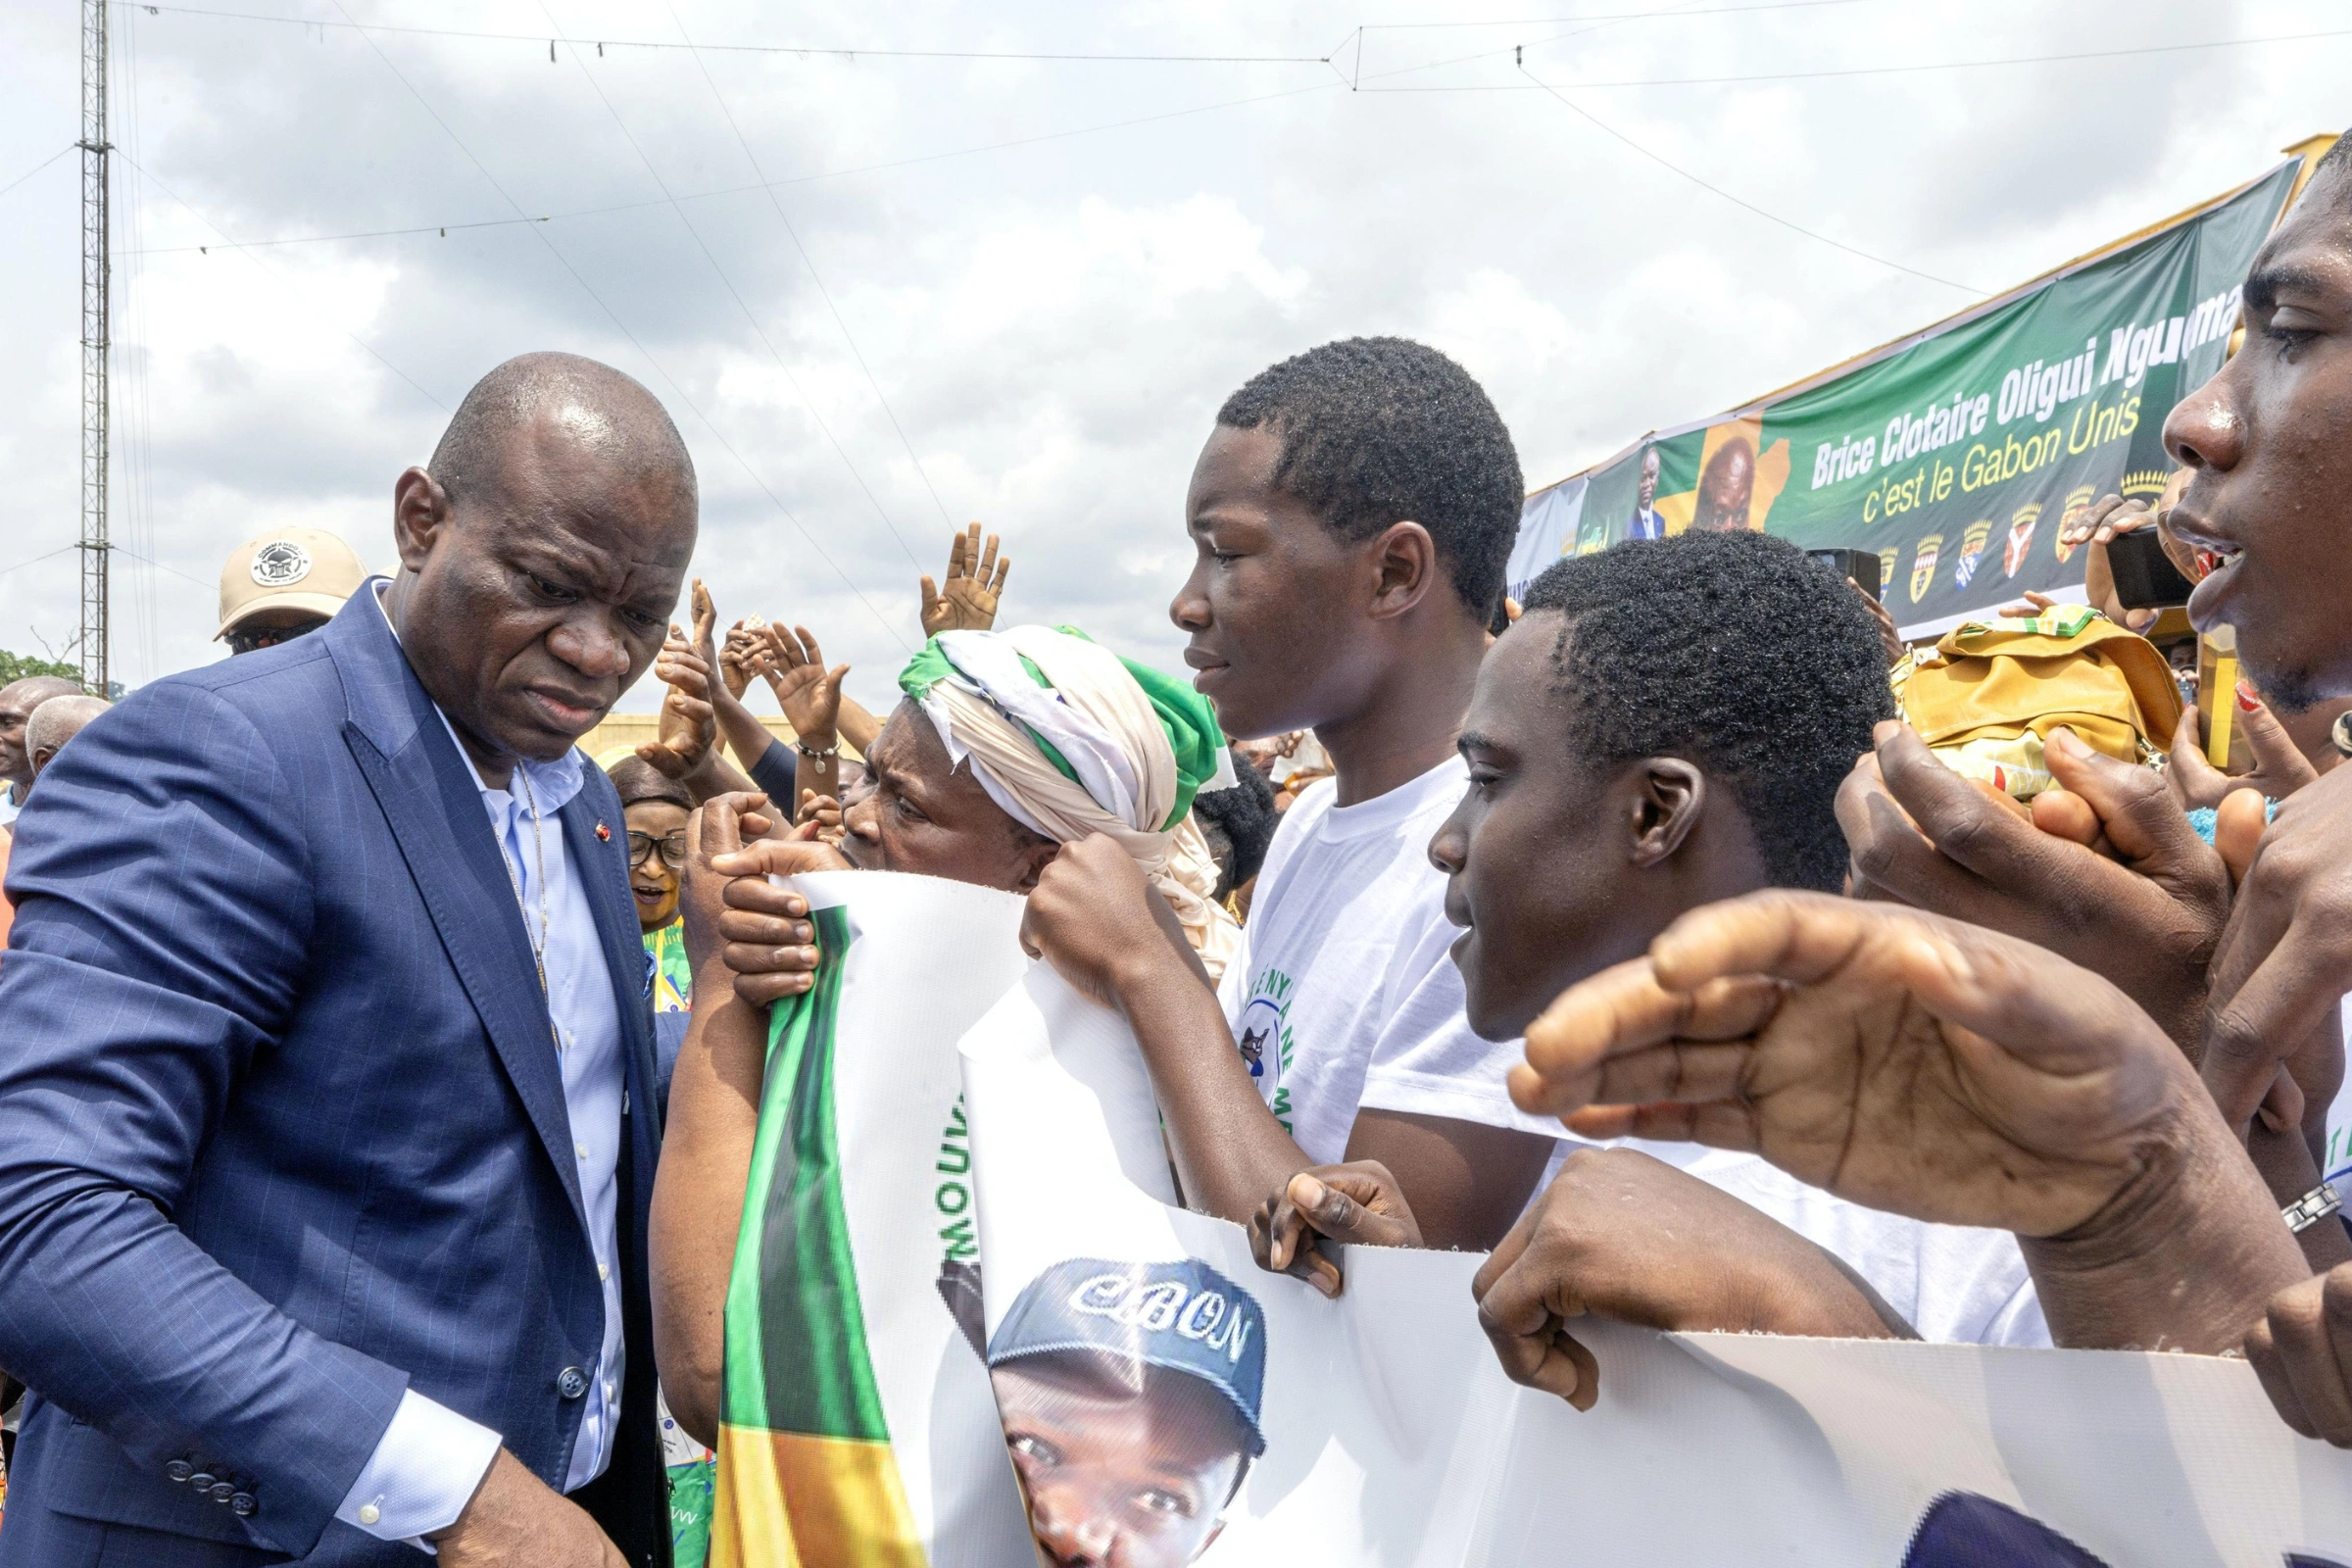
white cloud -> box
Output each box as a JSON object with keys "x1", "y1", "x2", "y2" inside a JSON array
[{"x1": 0, "y1": 0, "x2": 2340, "y2": 702}]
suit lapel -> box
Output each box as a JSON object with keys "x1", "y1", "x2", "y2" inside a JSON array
[{"x1": 329, "y1": 589, "x2": 588, "y2": 1230}]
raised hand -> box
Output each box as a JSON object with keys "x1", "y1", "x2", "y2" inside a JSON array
[
  {"x1": 2167, "y1": 693, "x2": 2321, "y2": 813},
  {"x1": 919, "y1": 522, "x2": 1010, "y2": 637},
  {"x1": 759, "y1": 624, "x2": 850, "y2": 750},
  {"x1": 638, "y1": 627, "x2": 717, "y2": 779},
  {"x1": 1249, "y1": 1161, "x2": 1421, "y2": 1298},
  {"x1": 2201, "y1": 757, "x2": 2352, "y2": 1133},
  {"x1": 718, "y1": 616, "x2": 766, "y2": 702},
  {"x1": 1471, "y1": 1149, "x2": 1902, "y2": 1410},
  {"x1": 795, "y1": 788, "x2": 846, "y2": 848},
  {"x1": 683, "y1": 792, "x2": 849, "y2": 1008},
  {"x1": 1511, "y1": 891, "x2": 2304, "y2": 1352},
  {"x1": 1838, "y1": 719, "x2": 2230, "y2": 1050}
]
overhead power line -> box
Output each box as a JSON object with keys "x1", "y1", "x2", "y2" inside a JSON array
[
  {"x1": 1368, "y1": 25, "x2": 2352, "y2": 90},
  {"x1": 318, "y1": 0, "x2": 913, "y2": 649},
  {"x1": 1516, "y1": 64, "x2": 1978, "y2": 292},
  {"x1": 1362, "y1": 0, "x2": 1866, "y2": 26},
  {"x1": 122, "y1": 3, "x2": 1333, "y2": 63},
  {"x1": 537, "y1": 4, "x2": 928, "y2": 569},
  {"x1": 663, "y1": 0, "x2": 958, "y2": 529}
]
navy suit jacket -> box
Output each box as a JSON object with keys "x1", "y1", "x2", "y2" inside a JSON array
[{"x1": 0, "y1": 591, "x2": 670, "y2": 1566}]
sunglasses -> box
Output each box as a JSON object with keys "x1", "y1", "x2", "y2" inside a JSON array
[{"x1": 627, "y1": 830, "x2": 688, "y2": 870}]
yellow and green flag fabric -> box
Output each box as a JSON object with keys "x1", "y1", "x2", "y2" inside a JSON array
[{"x1": 710, "y1": 906, "x2": 925, "y2": 1568}]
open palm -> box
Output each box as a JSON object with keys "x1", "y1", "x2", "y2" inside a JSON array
[{"x1": 760, "y1": 623, "x2": 848, "y2": 743}]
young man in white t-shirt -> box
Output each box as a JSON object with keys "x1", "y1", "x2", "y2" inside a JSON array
[
  {"x1": 1253, "y1": 532, "x2": 2047, "y2": 1355},
  {"x1": 1023, "y1": 336, "x2": 1556, "y2": 1250}
]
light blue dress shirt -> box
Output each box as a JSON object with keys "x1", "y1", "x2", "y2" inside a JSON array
[{"x1": 338, "y1": 586, "x2": 627, "y2": 1550}]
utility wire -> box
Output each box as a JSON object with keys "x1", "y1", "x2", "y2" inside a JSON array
[
  {"x1": 1375, "y1": 25, "x2": 2352, "y2": 89},
  {"x1": 1363, "y1": 0, "x2": 1867, "y2": 25},
  {"x1": 537, "y1": 4, "x2": 927, "y2": 569},
  {"x1": 110, "y1": 149, "x2": 452, "y2": 408},
  {"x1": 0, "y1": 146, "x2": 74, "y2": 201},
  {"x1": 0, "y1": 546, "x2": 79, "y2": 580},
  {"x1": 321, "y1": 0, "x2": 912, "y2": 649},
  {"x1": 1516, "y1": 63, "x2": 1977, "y2": 291},
  {"x1": 664, "y1": 0, "x2": 956, "y2": 529},
  {"x1": 124, "y1": 3, "x2": 1331, "y2": 64},
  {"x1": 124, "y1": 0, "x2": 1686, "y2": 260}
]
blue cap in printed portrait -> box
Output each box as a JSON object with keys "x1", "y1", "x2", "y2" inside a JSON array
[{"x1": 987, "y1": 1256, "x2": 1267, "y2": 1458}]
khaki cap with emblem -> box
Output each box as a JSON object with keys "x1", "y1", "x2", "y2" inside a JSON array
[{"x1": 216, "y1": 526, "x2": 368, "y2": 640}]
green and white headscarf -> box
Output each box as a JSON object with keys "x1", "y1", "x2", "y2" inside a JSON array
[{"x1": 898, "y1": 624, "x2": 1241, "y2": 977}]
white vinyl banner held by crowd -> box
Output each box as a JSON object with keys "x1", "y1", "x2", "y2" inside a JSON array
[{"x1": 733, "y1": 871, "x2": 2352, "y2": 1568}]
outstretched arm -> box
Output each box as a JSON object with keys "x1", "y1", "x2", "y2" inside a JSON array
[{"x1": 1514, "y1": 892, "x2": 2308, "y2": 1356}]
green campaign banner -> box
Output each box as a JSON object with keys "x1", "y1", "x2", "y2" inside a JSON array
[{"x1": 1512, "y1": 158, "x2": 2301, "y2": 633}]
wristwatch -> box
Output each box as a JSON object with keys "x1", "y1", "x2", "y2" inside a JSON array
[{"x1": 2283, "y1": 1181, "x2": 2343, "y2": 1235}]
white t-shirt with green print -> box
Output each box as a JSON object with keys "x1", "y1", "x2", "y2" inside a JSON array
[{"x1": 1215, "y1": 756, "x2": 1542, "y2": 1167}]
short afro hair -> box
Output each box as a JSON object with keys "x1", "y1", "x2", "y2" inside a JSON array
[
  {"x1": 606, "y1": 755, "x2": 694, "y2": 811},
  {"x1": 1217, "y1": 337, "x2": 1522, "y2": 615},
  {"x1": 1190, "y1": 749, "x2": 1279, "y2": 900},
  {"x1": 1517, "y1": 530, "x2": 1893, "y2": 892}
]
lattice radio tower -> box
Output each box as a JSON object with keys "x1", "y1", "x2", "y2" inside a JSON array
[{"x1": 77, "y1": 0, "x2": 110, "y2": 695}]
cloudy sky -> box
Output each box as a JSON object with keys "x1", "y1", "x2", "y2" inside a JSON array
[{"x1": 0, "y1": 0, "x2": 2344, "y2": 711}]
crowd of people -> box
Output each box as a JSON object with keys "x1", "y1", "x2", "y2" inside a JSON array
[{"x1": 2, "y1": 139, "x2": 2352, "y2": 1568}]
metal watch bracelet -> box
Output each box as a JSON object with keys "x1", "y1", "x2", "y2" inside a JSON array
[{"x1": 2283, "y1": 1181, "x2": 2343, "y2": 1235}]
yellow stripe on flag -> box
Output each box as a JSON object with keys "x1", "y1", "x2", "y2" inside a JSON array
[{"x1": 710, "y1": 1423, "x2": 927, "y2": 1568}]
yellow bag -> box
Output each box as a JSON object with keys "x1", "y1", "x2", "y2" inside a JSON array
[{"x1": 1895, "y1": 605, "x2": 2181, "y2": 800}]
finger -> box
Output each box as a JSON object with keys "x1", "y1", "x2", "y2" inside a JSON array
[
  {"x1": 2169, "y1": 706, "x2": 2232, "y2": 809},
  {"x1": 734, "y1": 970, "x2": 815, "y2": 1006},
  {"x1": 716, "y1": 905, "x2": 813, "y2": 945},
  {"x1": 2204, "y1": 916, "x2": 2352, "y2": 1128},
  {"x1": 950, "y1": 525, "x2": 970, "y2": 576},
  {"x1": 723, "y1": 940, "x2": 819, "y2": 977},
  {"x1": 1289, "y1": 1172, "x2": 1415, "y2": 1250},
  {"x1": 919, "y1": 574, "x2": 939, "y2": 610},
  {"x1": 2028, "y1": 789, "x2": 2105, "y2": 852},
  {"x1": 1473, "y1": 1268, "x2": 1599, "y2": 1409},
  {"x1": 2041, "y1": 725, "x2": 2215, "y2": 873},
  {"x1": 2246, "y1": 1311, "x2": 2322, "y2": 1440},
  {"x1": 990, "y1": 555, "x2": 1010, "y2": 595},
  {"x1": 2264, "y1": 1272, "x2": 2352, "y2": 1445},
  {"x1": 797, "y1": 626, "x2": 825, "y2": 667},
  {"x1": 1873, "y1": 724, "x2": 2070, "y2": 887},
  {"x1": 693, "y1": 794, "x2": 745, "y2": 861},
  {"x1": 2215, "y1": 788, "x2": 2267, "y2": 887},
  {"x1": 978, "y1": 532, "x2": 1000, "y2": 578},
  {"x1": 1518, "y1": 959, "x2": 1781, "y2": 1108},
  {"x1": 2235, "y1": 684, "x2": 2322, "y2": 796}
]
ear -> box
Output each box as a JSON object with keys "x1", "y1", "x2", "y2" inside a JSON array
[
  {"x1": 391, "y1": 466, "x2": 452, "y2": 575},
  {"x1": 1364, "y1": 520, "x2": 1440, "y2": 621},
  {"x1": 1626, "y1": 758, "x2": 1706, "y2": 868},
  {"x1": 1013, "y1": 836, "x2": 1063, "y2": 894}
]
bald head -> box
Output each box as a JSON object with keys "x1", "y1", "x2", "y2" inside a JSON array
[
  {"x1": 0, "y1": 675, "x2": 84, "y2": 790},
  {"x1": 389, "y1": 352, "x2": 699, "y2": 784},
  {"x1": 429, "y1": 352, "x2": 696, "y2": 516},
  {"x1": 26, "y1": 694, "x2": 110, "y2": 787}
]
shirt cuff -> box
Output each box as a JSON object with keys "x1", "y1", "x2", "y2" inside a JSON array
[{"x1": 335, "y1": 1388, "x2": 503, "y2": 1554}]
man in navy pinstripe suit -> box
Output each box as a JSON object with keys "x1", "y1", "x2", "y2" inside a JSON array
[{"x1": 0, "y1": 353, "x2": 691, "y2": 1566}]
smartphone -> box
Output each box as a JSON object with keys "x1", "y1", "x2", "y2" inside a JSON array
[
  {"x1": 2107, "y1": 528, "x2": 2196, "y2": 611},
  {"x1": 2195, "y1": 623, "x2": 2254, "y2": 773},
  {"x1": 1807, "y1": 548, "x2": 1881, "y2": 601}
]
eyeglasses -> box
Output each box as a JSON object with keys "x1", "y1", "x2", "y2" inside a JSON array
[
  {"x1": 223, "y1": 619, "x2": 326, "y2": 655},
  {"x1": 627, "y1": 830, "x2": 688, "y2": 869}
]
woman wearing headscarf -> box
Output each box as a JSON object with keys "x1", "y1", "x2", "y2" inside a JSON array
[{"x1": 652, "y1": 625, "x2": 1237, "y2": 1466}]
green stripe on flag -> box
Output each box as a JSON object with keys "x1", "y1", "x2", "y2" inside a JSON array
[{"x1": 720, "y1": 906, "x2": 890, "y2": 1442}]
